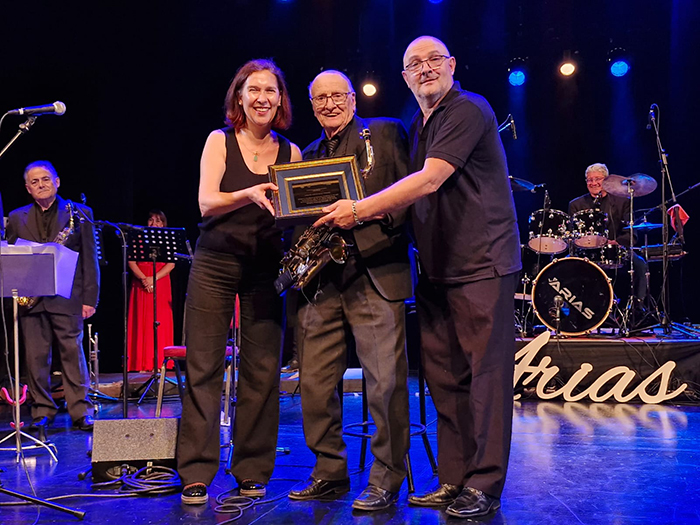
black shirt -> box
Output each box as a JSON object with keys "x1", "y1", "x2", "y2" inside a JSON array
[
  {"x1": 32, "y1": 199, "x2": 58, "y2": 243},
  {"x1": 409, "y1": 82, "x2": 521, "y2": 284},
  {"x1": 568, "y1": 193, "x2": 632, "y2": 246},
  {"x1": 198, "y1": 128, "x2": 291, "y2": 266}
]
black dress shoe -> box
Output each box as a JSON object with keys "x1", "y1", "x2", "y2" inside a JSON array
[
  {"x1": 446, "y1": 487, "x2": 500, "y2": 519},
  {"x1": 289, "y1": 477, "x2": 350, "y2": 500},
  {"x1": 351, "y1": 484, "x2": 399, "y2": 511},
  {"x1": 30, "y1": 416, "x2": 53, "y2": 429},
  {"x1": 239, "y1": 480, "x2": 266, "y2": 497},
  {"x1": 181, "y1": 483, "x2": 208, "y2": 505},
  {"x1": 408, "y1": 483, "x2": 462, "y2": 507},
  {"x1": 73, "y1": 415, "x2": 95, "y2": 431}
]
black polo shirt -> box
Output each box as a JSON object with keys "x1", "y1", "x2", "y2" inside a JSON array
[{"x1": 409, "y1": 82, "x2": 521, "y2": 284}]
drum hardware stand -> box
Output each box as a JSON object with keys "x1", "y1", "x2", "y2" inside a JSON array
[{"x1": 619, "y1": 179, "x2": 638, "y2": 337}]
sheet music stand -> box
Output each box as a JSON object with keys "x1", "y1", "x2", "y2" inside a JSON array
[
  {"x1": 0, "y1": 241, "x2": 78, "y2": 462},
  {"x1": 127, "y1": 227, "x2": 188, "y2": 404}
]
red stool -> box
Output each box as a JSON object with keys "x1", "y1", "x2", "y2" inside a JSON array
[{"x1": 155, "y1": 345, "x2": 235, "y2": 417}]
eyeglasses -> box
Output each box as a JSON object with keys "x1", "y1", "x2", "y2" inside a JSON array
[
  {"x1": 404, "y1": 55, "x2": 450, "y2": 74},
  {"x1": 585, "y1": 177, "x2": 606, "y2": 184},
  {"x1": 310, "y1": 92, "x2": 352, "y2": 108}
]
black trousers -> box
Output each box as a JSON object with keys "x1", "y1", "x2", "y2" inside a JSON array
[
  {"x1": 20, "y1": 310, "x2": 91, "y2": 422},
  {"x1": 297, "y1": 256, "x2": 410, "y2": 492},
  {"x1": 176, "y1": 248, "x2": 283, "y2": 486},
  {"x1": 416, "y1": 272, "x2": 518, "y2": 498}
]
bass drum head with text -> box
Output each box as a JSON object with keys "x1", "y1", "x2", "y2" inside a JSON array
[{"x1": 532, "y1": 257, "x2": 613, "y2": 336}]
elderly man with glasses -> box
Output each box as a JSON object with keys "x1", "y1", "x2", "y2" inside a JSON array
[
  {"x1": 315, "y1": 36, "x2": 522, "y2": 519},
  {"x1": 569, "y1": 162, "x2": 648, "y2": 302},
  {"x1": 287, "y1": 70, "x2": 412, "y2": 511}
]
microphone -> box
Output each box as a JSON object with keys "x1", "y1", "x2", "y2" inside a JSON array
[
  {"x1": 593, "y1": 193, "x2": 602, "y2": 210},
  {"x1": 543, "y1": 190, "x2": 551, "y2": 210},
  {"x1": 646, "y1": 104, "x2": 655, "y2": 130},
  {"x1": 530, "y1": 183, "x2": 547, "y2": 193},
  {"x1": 553, "y1": 295, "x2": 563, "y2": 329},
  {"x1": 7, "y1": 101, "x2": 66, "y2": 116},
  {"x1": 510, "y1": 115, "x2": 517, "y2": 140}
]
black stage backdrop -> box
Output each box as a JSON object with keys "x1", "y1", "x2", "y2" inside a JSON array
[{"x1": 0, "y1": 1, "x2": 698, "y2": 372}]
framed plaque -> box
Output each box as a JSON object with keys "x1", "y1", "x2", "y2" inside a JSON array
[{"x1": 268, "y1": 156, "x2": 366, "y2": 226}]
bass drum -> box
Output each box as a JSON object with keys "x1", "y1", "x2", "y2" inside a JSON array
[{"x1": 532, "y1": 257, "x2": 613, "y2": 336}]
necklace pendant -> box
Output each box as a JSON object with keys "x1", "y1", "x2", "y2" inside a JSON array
[{"x1": 253, "y1": 152, "x2": 258, "y2": 162}]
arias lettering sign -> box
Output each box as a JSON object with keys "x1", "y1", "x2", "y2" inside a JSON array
[{"x1": 514, "y1": 332, "x2": 688, "y2": 404}]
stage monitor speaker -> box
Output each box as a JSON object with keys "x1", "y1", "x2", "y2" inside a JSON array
[{"x1": 91, "y1": 417, "x2": 179, "y2": 482}]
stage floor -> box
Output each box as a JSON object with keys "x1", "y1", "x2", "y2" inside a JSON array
[{"x1": 1, "y1": 375, "x2": 700, "y2": 524}]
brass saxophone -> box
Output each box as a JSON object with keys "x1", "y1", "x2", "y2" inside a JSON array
[
  {"x1": 274, "y1": 128, "x2": 375, "y2": 295},
  {"x1": 17, "y1": 201, "x2": 76, "y2": 308}
]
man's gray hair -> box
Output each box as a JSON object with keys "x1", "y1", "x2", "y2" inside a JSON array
[{"x1": 585, "y1": 163, "x2": 609, "y2": 179}]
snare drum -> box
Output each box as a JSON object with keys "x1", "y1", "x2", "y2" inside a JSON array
[
  {"x1": 571, "y1": 209, "x2": 608, "y2": 248},
  {"x1": 532, "y1": 257, "x2": 613, "y2": 336},
  {"x1": 527, "y1": 209, "x2": 570, "y2": 254}
]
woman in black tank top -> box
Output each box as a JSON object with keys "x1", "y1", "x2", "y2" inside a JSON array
[{"x1": 178, "y1": 59, "x2": 302, "y2": 505}]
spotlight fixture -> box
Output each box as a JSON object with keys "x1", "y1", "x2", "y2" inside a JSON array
[
  {"x1": 362, "y1": 82, "x2": 377, "y2": 97},
  {"x1": 558, "y1": 51, "x2": 577, "y2": 77},
  {"x1": 607, "y1": 47, "x2": 631, "y2": 77},
  {"x1": 507, "y1": 57, "x2": 527, "y2": 86}
]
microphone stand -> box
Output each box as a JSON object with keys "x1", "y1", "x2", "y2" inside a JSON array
[
  {"x1": 92, "y1": 219, "x2": 134, "y2": 417},
  {"x1": 0, "y1": 116, "x2": 37, "y2": 160},
  {"x1": 647, "y1": 106, "x2": 700, "y2": 338},
  {"x1": 0, "y1": 112, "x2": 86, "y2": 519}
]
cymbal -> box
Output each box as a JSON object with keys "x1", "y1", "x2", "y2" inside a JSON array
[
  {"x1": 509, "y1": 176, "x2": 535, "y2": 192},
  {"x1": 623, "y1": 222, "x2": 663, "y2": 231},
  {"x1": 602, "y1": 173, "x2": 657, "y2": 198}
]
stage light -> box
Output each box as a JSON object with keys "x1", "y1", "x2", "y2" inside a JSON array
[
  {"x1": 559, "y1": 61, "x2": 576, "y2": 76},
  {"x1": 608, "y1": 47, "x2": 631, "y2": 77},
  {"x1": 362, "y1": 82, "x2": 377, "y2": 97},
  {"x1": 427, "y1": 0, "x2": 444, "y2": 4},
  {"x1": 507, "y1": 57, "x2": 527, "y2": 87}
]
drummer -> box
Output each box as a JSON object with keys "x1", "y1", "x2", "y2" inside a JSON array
[{"x1": 568, "y1": 162, "x2": 648, "y2": 303}]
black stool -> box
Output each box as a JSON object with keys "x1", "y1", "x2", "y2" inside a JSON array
[{"x1": 341, "y1": 360, "x2": 438, "y2": 493}]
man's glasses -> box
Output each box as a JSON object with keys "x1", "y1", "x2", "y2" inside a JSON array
[
  {"x1": 310, "y1": 92, "x2": 352, "y2": 108},
  {"x1": 586, "y1": 177, "x2": 606, "y2": 184},
  {"x1": 404, "y1": 55, "x2": 450, "y2": 75}
]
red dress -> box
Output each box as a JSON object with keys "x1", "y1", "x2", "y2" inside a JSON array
[{"x1": 127, "y1": 262, "x2": 174, "y2": 372}]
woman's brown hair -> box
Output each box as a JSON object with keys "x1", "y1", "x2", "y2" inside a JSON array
[{"x1": 224, "y1": 59, "x2": 292, "y2": 131}]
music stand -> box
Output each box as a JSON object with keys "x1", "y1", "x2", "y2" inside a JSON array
[
  {"x1": 0, "y1": 241, "x2": 79, "y2": 462},
  {"x1": 126, "y1": 227, "x2": 188, "y2": 404}
]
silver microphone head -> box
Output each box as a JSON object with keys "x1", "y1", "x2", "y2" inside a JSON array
[{"x1": 53, "y1": 101, "x2": 67, "y2": 115}]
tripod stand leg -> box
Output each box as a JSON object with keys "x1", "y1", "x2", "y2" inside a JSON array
[{"x1": 0, "y1": 483, "x2": 85, "y2": 519}]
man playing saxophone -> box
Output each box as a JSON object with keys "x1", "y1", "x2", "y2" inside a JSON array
[
  {"x1": 6, "y1": 160, "x2": 99, "y2": 433},
  {"x1": 287, "y1": 70, "x2": 412, "y2": 511}
]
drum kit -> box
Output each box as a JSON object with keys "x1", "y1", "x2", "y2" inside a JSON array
[{"x1": 512, "y1": 173, "x2": 665, "y2": 337}]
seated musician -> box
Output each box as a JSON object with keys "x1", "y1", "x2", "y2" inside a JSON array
[{"x1": 568, "y1": 163, "x2": 648, "y2": 304}]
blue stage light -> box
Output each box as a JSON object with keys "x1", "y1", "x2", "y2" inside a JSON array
[
  {"x1": 610, "y1": 60, "x2": 630, "y2": 77},
  {"x1": 508, "y1": 70, "x2": 526, "y2": 86},
  {"x1": 428, "y1": 0, "x2": 444, "y2": 4}
]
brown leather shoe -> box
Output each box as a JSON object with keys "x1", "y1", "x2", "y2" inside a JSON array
[
  {"x1": 446, "y1": 487, "x2": 500, "y2": 519},
  {"x1": 181, "y1": 483, "x2": 208, "y2": 505},
  {"x1": 408, "y1": 483, "x2": 462, "y2": 507}
]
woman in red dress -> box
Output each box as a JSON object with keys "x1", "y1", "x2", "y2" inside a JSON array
[{"x1": 127, "y1": 209, "x2": 175, "y2": 372}]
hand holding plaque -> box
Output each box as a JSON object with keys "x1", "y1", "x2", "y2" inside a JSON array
[{"x1": 268, "y1": 156, "x2": 366, "y2": 227}]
